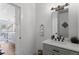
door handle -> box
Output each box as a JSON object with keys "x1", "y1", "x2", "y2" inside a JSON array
[{"x1": 19, "y1": 37, "x2": 21, "y2": 39}]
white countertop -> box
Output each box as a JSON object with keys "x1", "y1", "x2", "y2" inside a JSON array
[{"x1": 42, "y1": 39, "x2": 79, "y2": 52}]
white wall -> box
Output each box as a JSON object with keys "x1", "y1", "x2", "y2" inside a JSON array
[
  {"x1": 35, "y1": 3, "x2": 56, "y2": 52},
  {"x1": 69, "y1": 3, "x2": 78, "y2": 39},
  {"x1": 15, "y1": 3, "x2": 36, "y2": 55}
]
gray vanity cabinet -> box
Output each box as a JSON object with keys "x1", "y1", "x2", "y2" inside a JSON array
[{"x1": 43, "y1": 43, "x2": 79, "y2": 55}]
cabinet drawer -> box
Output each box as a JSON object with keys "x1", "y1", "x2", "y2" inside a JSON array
[
  {"x1": 43, "y1": 44, "x2": 64, "y2": 55},
  {"x1": 43, "y1": 48, "x2": 62, "y2": 55},
  {"x1": 43, "y1": 51, "x2": 55, "y2": 55},
  {"x1": 43, "y1": 44, "x2": 79, "y2": 55}
]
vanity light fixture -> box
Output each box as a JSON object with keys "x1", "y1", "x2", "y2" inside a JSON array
[{"x1": 51, "y1": 3, "x2": 69, "y2": 11}]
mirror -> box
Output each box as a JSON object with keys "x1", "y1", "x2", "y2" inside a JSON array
[{"x1": 51, "y1": 8, "x2": 69, "y2": 38}]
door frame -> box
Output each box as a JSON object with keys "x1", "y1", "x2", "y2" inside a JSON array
[{"x1": 8, "y1": 3, "x2": 21, "y2": 55}]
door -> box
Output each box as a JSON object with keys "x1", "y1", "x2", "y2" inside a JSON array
[{"x1": 0, "y1": 3, "x2": 21, "y2": 55}]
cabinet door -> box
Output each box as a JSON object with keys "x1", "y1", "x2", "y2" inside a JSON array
[
  {"x1": 43, "y1": 44, "x2": 79, "y2": 55},
  {"x1": 43, "y1": 44, "x2": 55, "y2": 55},
  {"x1": 43, "y1": 44, "x2": 62, "y2": 55},
  {"x1": 43, "y1": 50, "x2": 55, "y2": 55}
]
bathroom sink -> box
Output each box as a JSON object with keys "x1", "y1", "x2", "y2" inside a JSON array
[{"x1": 50, "y1": 38, "x2": 69, "y2": 44}]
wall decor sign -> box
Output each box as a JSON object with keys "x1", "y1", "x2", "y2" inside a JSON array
[{"x1": 62, "y1": 22, "x2": 68, "y2": 28}]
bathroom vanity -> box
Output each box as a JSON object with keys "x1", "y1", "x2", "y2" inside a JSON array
[{"x1": 43, "y1": 39, "x2": 79, "y2": 55}]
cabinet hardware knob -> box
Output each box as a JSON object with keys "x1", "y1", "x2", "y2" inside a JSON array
[{"x1": 53, "y1": 49, "x2": 59, "y2": 52}]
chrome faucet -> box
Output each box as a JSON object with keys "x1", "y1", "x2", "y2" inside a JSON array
[{"x1": 51, "y1": 33, "x2": 65, "y2": 42}]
